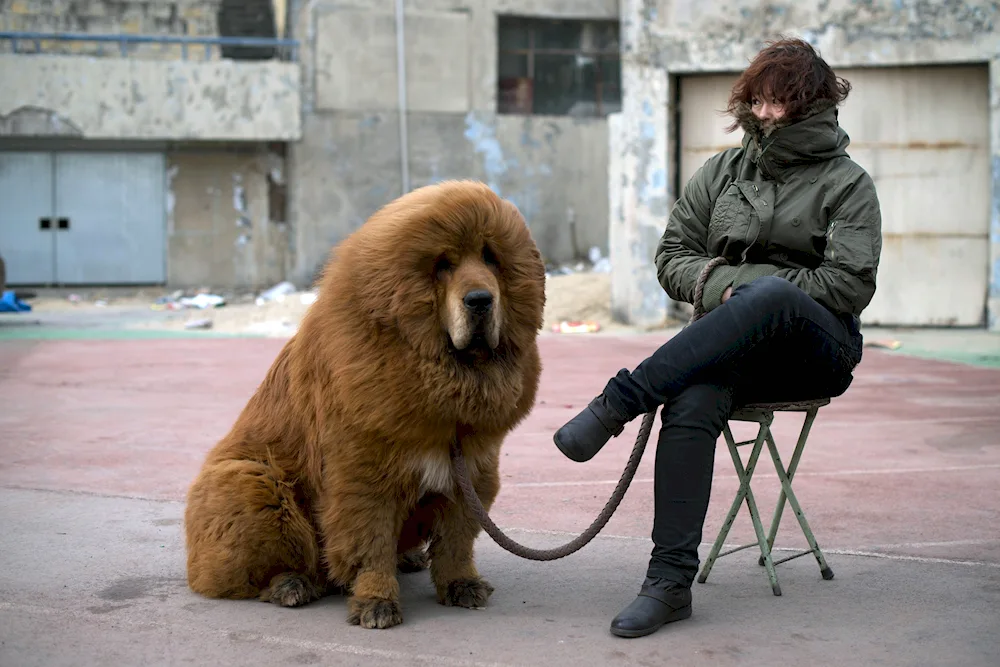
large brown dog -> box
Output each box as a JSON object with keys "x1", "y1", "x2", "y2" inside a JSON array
[{"x1": 184, "y1": 180, "x2": 546, "y2": 629}]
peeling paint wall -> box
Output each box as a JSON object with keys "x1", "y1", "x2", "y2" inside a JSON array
[
  {"x1": 167, "y1": 149, "x2": 288, "y2": 289},
  {"x1": 287, "y1": 0, "x2": 618, "y2": 284},
  {"x1": 0, "y1": 54, "x2": 302, "y2": 141},
  {"x1": 611, "y1": 0, "x2": 1000, "y2": 330}
]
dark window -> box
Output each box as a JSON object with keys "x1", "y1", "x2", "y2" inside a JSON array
[
  {"x1": 217, "y1": 0, "x2": 278, "y2": 60},
  {"x1": 497, "y1": 16, "x2": 621, "y2": 117}
]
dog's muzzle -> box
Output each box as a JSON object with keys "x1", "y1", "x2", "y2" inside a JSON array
[{"x1": 463, "y1": 289, "x2": 493, "y2": 316}]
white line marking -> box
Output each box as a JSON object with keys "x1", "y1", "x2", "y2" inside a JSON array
[
  {"x1": 862, "y1": 538, "x2": 1000, "y2": 549},
  {"x1": 811, "y1": 549, "x2": 1000, "y2": 570},
  {"x1": 483, "y1": 529, "x2": 1000, "y2": 570},
  {"x1": 507, "y1": 463, "x2": 1000, "y2": 488}
]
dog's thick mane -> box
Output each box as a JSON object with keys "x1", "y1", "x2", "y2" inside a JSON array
[{"x1": 290, "y1": 180, "x2": 545, "y2": 437}]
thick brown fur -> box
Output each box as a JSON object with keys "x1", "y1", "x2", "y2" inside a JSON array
[{"x1": 184, "y1": 180, "x2": 546, "y2": 629}]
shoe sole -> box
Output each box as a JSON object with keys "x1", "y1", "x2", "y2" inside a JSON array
[
  {"x1": 552, "y1": 433, "x2": 593, "y2": 463},
  {"x1": 609, "y1": 605, "x2": 692, "y2": 638}
]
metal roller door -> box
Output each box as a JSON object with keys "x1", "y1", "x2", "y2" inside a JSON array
[{"x1": 0, "y1": 151, "x2": 166, "y2": 285}]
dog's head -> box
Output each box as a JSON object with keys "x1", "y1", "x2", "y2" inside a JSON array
[{"x1": 326, "y1": 181, "x2": 546, "y2": 364}]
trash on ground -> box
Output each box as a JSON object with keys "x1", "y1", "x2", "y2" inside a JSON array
[
  {"x1": 180, "y1": 293, "x2": 226, "y2": 309},
  {"x1": 256, "y1": 281, "x2": 297, "y2": 305},
  {"x1": 184, "y1": 318, "x2": 213, "y2": 330},
  {"x1": 552, "y1": 320, "x2": 601, "y2": 334},
  {"x1": 865, "y1": 339, "x2": 902, "y2": 350},
  {"x1": 0, "y1": 290, "x2": 32, "y2": 313}
]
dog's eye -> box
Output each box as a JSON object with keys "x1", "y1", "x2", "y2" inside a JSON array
[
  {"x1": 482, "y1": 244, "x2": 499, "y2": 268},
  {"x1": 433, "y1": 256, "x2": 452, "y2": 278}
]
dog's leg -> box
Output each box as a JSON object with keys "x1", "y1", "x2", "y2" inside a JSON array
[
  {"x1": 185, "y1": 459, "x2": 323, "y2": 607},
  {"x1": 396, "y1": 493, "x2": 441, "y2": 573},
  {"x1": 429, "y1": 454, "x2": 499, "y2": 608},
  {"x1": 397, "y1": 546, "x2": 431, "y2": 573},
  {"x1": 320, "y1": 484, "x2": 408, "y2": 629}
]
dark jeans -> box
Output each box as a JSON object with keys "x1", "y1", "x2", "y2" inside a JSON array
[{"x1": 599, "y1": 276, "x2": 864, "y2": 587}]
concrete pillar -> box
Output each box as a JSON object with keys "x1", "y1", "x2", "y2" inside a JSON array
[
  {"x1": 989, "y1": 59, "x2": 1000, "y2": 332},
  {"x1": 608, "y1": 0, "x2": 670, "y2": 328}
]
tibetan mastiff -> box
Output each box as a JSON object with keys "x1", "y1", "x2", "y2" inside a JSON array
[{"x1": 184, "y1": 180, "x2": 546, "y2": 629}]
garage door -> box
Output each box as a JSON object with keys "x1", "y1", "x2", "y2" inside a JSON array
[
  {"x1": 676, "y1": 65, "x2": 990, "y2": 327},
  {"x1": 0, "y1": 151, "x2": 167, "y2": 285}
]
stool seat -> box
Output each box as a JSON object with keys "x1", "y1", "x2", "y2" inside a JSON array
[
  {"x1": 731, "y1": 398, "x2": 831, "y2": 421},
  {"x1": 697, "y1": 398, "x2": 834, "y2": 596}
]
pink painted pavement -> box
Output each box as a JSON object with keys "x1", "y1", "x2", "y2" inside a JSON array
[{"x1": 2, "y1": 334, "x2": 999, "y2": 566}]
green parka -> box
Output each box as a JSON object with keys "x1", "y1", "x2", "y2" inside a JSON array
[{"x1": 654, "y1": 102, "x2": 882, "y2": 318}]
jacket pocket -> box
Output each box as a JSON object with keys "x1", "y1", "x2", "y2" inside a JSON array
[{"x1": 709, "y1": 182, "x2": 755, "y2": 257}]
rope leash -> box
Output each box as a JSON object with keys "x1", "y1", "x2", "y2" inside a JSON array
[{"x1": 449, "y1": 257, "x2": 728, "y2": 561}]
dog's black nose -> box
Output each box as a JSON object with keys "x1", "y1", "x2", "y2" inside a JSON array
[{"x1": 463, "y1": 289, "x2": 493, "y2": 314}]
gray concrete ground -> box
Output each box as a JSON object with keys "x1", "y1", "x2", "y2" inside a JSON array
[{"x1": 2, "y1": 487, "x2": 998, "y2": 667}]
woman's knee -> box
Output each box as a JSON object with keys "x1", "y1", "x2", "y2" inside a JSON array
[{"x1": 662, "y1": 383, "x2": 733, "y2": 432}]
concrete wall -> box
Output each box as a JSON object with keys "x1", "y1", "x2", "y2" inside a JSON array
[
  {"x1": 167, "y1": 148, "x2": 288, "y2": 289},
  {"x1": 287, "y1": 0, "x2": 618, "y2": 285},
  {"x1": 0, "y1": 54, "x2": 301, "y2": 141},
  {"x1": 611, "y1": 0, "x2": 1000, "y2": 330},
  {"x1": 1, "y1": 0, "x2": 220, "y2": 36},
  {"x1": 1, "y1": 0, "x2": 222, "y2": 59}
]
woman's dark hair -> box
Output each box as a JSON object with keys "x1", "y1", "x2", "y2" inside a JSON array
[{"x1": 725, "y1": 37, "x2": 851, "y2": 132}]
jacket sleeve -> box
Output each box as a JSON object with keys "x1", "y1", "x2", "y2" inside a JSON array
[
  {"x1": 654, "y1": 161, "x2": 719, "y2": 306},
  {"x1": 725, "y1": 170, "x2": 883, "y2": 317}
]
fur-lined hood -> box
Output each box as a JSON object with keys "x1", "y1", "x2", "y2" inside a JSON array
[{"x1": 733, "y1": 99, "x2": 851, "y2": 180}]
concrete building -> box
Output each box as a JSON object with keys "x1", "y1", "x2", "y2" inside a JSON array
[
  {"x1": 285, "y1": 0, "x2": 621, "y2": 287},
  {"x1": 610, "y1": 0, "x2": 1000, "y2": 332},
  {"x1": 0, "y1": 0, "x2": 300, "y2": 290},
  {"x1": 1, "y1": 0, "x2": 999, "y2": 331}
]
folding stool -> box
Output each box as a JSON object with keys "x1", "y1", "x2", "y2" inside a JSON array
[{"x1": 696, "y1": 398, "x2": 835, "y2": 596}]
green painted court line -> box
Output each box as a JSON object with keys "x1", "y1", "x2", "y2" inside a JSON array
[{"x1": 885, "y1": 347, "x2": 1000, "y2": 370}]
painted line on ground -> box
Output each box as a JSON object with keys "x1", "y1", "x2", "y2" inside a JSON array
[
  {"x1": 489, "y1": 528, "x2": 1000, "y2": 570},
  {"x1": 507, "y1": 463, "x2": 1000, "y2": 488}
]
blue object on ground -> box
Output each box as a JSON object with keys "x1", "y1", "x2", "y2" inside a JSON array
[{"x1": 0, "y1": 290, "x2": 32, "y2": 313}]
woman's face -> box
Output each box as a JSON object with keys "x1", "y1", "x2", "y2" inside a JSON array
[{"x1": 751, "y1": 96, "x2": 786, "y2": 123}]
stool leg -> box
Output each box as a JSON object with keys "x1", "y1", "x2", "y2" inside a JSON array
[
  {"x1": 698, "y1": 421, "x2": 782, "y2": 596},
  {"x1": 757, "y1": 407, "x2": 819, "y2": 566},
  {"x1": 741, "y1": 425, "x2": 782, "y2": 596},
  {"x1": 766, "y1": 426, "x2": 834, "y2": 581},
  {"x1": 697, "y1": 423, "x2": 744, "y2": 585}
]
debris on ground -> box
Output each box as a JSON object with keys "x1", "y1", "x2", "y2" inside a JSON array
[
  {"x1": 865, "y1": 339, "x2": 903, "y2": 350},
  {"x1": 183, "y1": 318, "x2": 213, "y2": 330},
  {"x1": 19, "y1": 266, "x2": 651, "y2": 337},
  {"x1": 255, "y1": 281, "x2": 297, "y2": 306},
  {"x1": 179, "y1": 294, "x2": 225, "y2": 309},
  {"x1": 0, "y1": 290, "x2": 32, "y2": 313},
  {"x1": 151, "y1": 291, "x2": 226, "y2": 311},
  {"x1": 552, "y1": 320, "x2": 601, "y2": 334}
]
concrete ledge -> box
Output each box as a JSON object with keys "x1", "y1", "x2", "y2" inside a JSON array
[{"x1": 0, "y1": 54, "x2": 302, "y2": 141}]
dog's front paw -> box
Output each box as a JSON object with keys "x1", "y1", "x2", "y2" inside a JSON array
[
  {"x1": 438, "y1": 577, "x2": 495, "y2": 608},
  {"x1": 347, "y1": 596, "x2": 403, "y2": 629}
]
